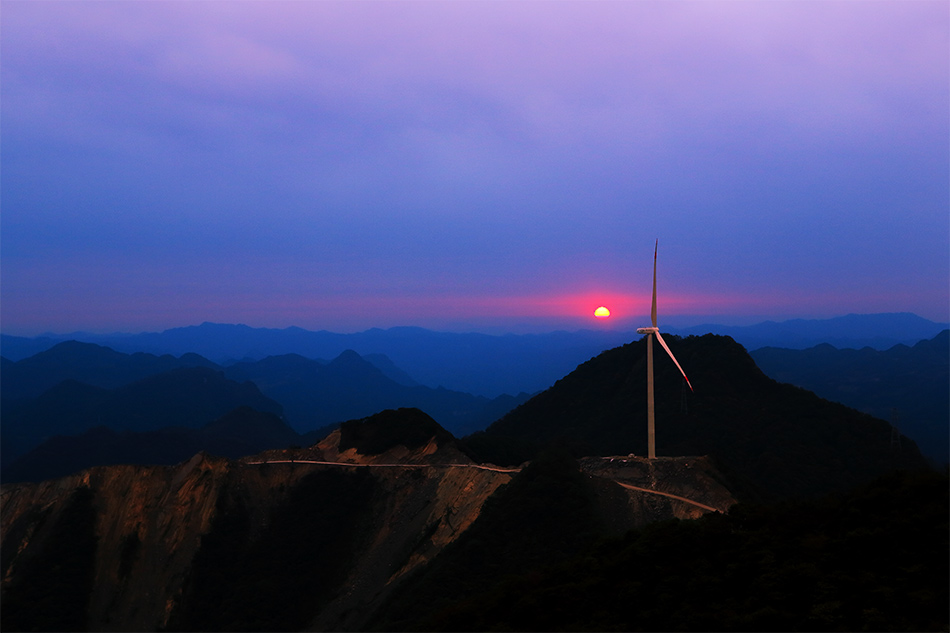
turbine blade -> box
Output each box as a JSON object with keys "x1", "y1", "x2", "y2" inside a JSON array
[
  {"x1": 654, "y1": 330, "x2": 693, "y2": 392},
  {"x1": 651, "y1": 239, "x2": 657, "y2": 328}
]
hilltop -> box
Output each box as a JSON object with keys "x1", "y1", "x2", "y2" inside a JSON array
[{"x1": 471, "y1": 333, "x2": 928, "y2": 501}]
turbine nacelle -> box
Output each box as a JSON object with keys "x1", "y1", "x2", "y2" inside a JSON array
[{"x1": 638, "y1": 327, "x2": 693, "y2": 392}]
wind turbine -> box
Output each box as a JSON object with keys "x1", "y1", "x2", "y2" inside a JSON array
[{"x1": 636, "y1": 240, "x2": 693, "y2": 459}]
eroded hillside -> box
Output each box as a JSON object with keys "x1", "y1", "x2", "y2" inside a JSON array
[{"x1": 1, "y1": 408, "x2": 736, "y2": 632}]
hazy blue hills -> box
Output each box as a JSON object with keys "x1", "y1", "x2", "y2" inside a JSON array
[
  {"x1": 671, "y1": 312, "x2": 948, "y2": 351},
  {"x1": 0, "y1": 340, "x2": 217, "y2": 400},
  {"x1": 751, "y1": 330, "x2": 949, "y2": 465},
  {"x1": 1, "y1": 366, "x2": 283, "y2": 467},
  {"x1": 1, "y1": 407, "x2": 304, "y2": 484},
  {"x1": 1, "y1": 319, "x2": 943, "y2": 487},
  {"x1": 222, "y1": 349, "x2": 529, "y2": 435},
  {"x1": 3, "y1": 313, "x2": 946, "y2": 398},
  {"x1": 470, "y1": 334, "x2": 928, "y2": 501},
  {"x1": 2, "y1": 324, "x2": 630, "y2": 397},
  {"x1": 0, "y1": 342, "x2": 529, "y2": 481}
]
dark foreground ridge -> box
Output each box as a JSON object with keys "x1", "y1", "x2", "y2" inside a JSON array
[
  {"x1": 2, "y1": 408, "x2": 740, "y2": 632},
  {"x1": 373, "y1": 467, "x2": 948, "y2": 632}
]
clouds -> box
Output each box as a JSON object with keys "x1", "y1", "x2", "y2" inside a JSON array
[{"x1": 1, "y1": 1, "x2": 947, "y2": 334}]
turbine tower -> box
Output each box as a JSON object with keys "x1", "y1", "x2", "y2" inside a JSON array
[{"x1": 636, "y1": 240, "x2": 693, "y2": 459}]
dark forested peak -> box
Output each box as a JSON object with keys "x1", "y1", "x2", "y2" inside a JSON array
[
  {"x1": 222, "y1": 354, "x2": 324, "y2": 391},
  {"x1": 178, "y1": 352, "x2": 216, "y2": 364},
  {"x1": 479, "y1": 333, "x2": 928, "y2": 500},
  {"x1": 323, "y1": 349, "x2": 392, "y2": 383},
  {"x1": 337, "y1": 408, "x2": 457, "y2": 457},
  {"x1": 258, "y1": 352, "x2": 320, "y2": 366},
  {"x1": 15, "y1": 340, "x2": 131, "y2": 375},
  {"x1": 115, "y1": 367, "x2": 280, "y2": 414},
  {"x1": 328, "y1": 348, "x2": 370, "y2": 367},
  {"x1": 202, "y1": 406, "x2": 298, "y2": 446}
]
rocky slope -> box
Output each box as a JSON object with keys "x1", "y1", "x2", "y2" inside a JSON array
[{"x1": 1, "y1": 408, "x2": 736, "y2": 632}]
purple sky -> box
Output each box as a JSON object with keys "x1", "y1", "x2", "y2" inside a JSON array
[{"x1": 2, "y1": 1, "x2": 948, "y2": 335}]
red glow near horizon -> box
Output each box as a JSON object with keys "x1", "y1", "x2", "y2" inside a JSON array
[{"x1": 5, "y1": 284, "x2": 943, "y2": 337}]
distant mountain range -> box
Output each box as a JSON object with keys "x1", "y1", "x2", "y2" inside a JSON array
[
  {"x1": 3, "y1": 313, "x2": 946, "y2": 397},
  {"x1": 750, "y1": 330, "x2": 949, "y2": 465},
  {"x1": 1, "y1": 407, "x2": 308, "y2": 485},
  {"x1": 1, "y1": 363, "x2": 284, "y2": 472},
  {"x1": 669, "y1": 312, "x2": 948, "y2": 351},
  {"x1": 0, "y1": 342, "x2": 529, "y2": 481}
]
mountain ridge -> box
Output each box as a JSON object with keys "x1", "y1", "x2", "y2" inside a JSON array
[
  {"x1": 3, "y1": 313, "x2": 946, "y2": 397},
  {"x1": 1, "y1": 409, "x2": 735, "y2": 631},
  {"x1": 1, "y1": 343, "x2": 530, "y2": 473},
  {"x1": 750, "y1": 330, "x2": 949, "y2": 465},
  {"x1": 472, "y1": 333, "x2": 928, "y2": 501}
]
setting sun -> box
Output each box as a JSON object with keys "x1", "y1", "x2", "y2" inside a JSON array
[{"x1": 594, "y1": 306, "x2": 610, "y2": 318}]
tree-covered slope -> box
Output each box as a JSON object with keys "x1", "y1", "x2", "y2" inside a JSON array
[{"x1": 472, "y1": 334, "x2": 927, "y2": 500}]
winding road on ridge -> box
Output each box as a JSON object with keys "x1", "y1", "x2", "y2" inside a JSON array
[
  {"x1": 243, "y1": 459, "x2": 720, "y2": 512},
  {"x1": 244, "y1": 459, "x2": 521, "y2": 473}
]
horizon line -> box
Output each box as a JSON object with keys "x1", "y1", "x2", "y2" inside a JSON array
[{"x1": 2, "y1": 311, "x2": 948, "y2": 340}]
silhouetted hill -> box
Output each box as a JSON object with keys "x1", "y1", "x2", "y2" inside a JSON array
[
  {"x1": 338, "y1": 408, "x2": 458, "y2": 456},
  {"x1": 472, "y1": 334, "x2": 927, "y2": 501},
  {"x1": 1, "y1": 367, "x2": 283, "y2": 465},
  {"x1": 223, "y1": 350, "x2": 530, "y2": 436},
  {"x1": 751, "y1": 330, "x2": 949, "y2": 465},
  {"x1": 1, "y1": 407, "x2": 304, "y2": 484},
  {"x1": 0, "y1": 340, "x2": 217, "y2": 400}
]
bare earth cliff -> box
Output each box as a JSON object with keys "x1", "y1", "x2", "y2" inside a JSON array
[{"x1": 1, "y1": 409, "x2": 735, "y2": 632}]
